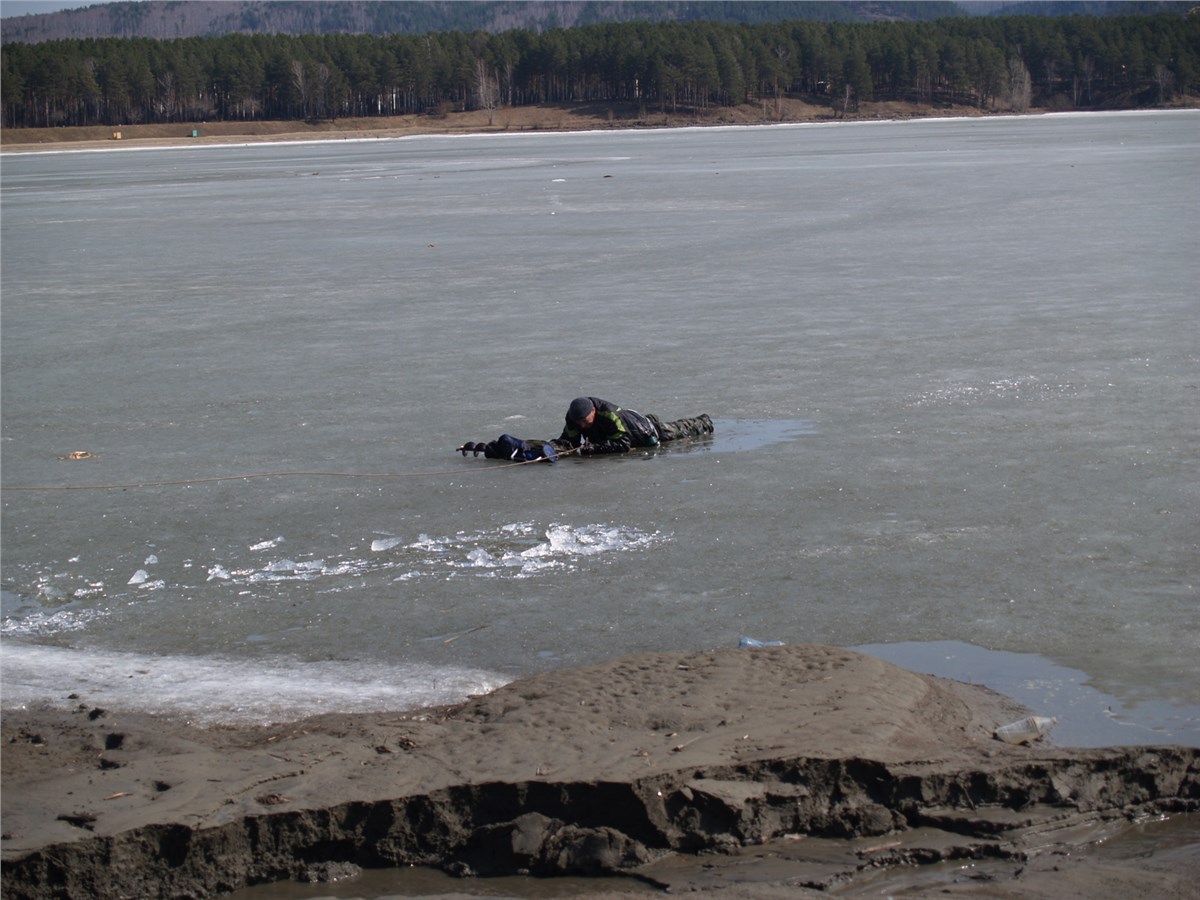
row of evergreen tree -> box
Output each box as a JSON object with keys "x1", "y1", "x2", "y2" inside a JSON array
[{"x1": 2, "y1": 13, "x2": 1196, "y2": 129}]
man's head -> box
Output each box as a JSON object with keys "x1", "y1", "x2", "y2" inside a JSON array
[{"x1": 568, "y1": 397, "x2": 595, "y2": 428}]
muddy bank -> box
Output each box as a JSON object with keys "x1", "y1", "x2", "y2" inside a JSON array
[{"x1": 2, "y1": 645, "x2": 1198, "y2": 898}]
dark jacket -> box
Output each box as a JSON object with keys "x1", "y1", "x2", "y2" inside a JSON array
[{"x1": 558, "y1": 397, "x2": 658, "y2": 454}]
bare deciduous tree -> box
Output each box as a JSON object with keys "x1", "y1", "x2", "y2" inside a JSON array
[
  {"x1": 290, "y1": 59, "x2": 308, "y2": 118},
  {"x1": 1081, "y1": 55, "x2": 1096, "y2": 105},
  {"x1": 156, "y1": 69, "x2": 175, "y2": 120},
  {"x1": 474, "y1": 56, "x2": 499, "y2": 125},
  {"x1": 1153, "y1": 63, "x2": 1175, "y2": 102},
  {"x1": 315, "y1": 63, "x2": 331, "y2": 118},
  {"x1": 1008, "y1": 57, "x2": 1031, "y2": 113}
]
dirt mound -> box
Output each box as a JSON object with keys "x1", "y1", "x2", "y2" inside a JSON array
[{"x1": 3, "y1": 645, "x2": 1197, "y2": 898}]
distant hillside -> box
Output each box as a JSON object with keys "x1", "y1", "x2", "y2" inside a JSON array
[
  {"x1": 972, "y1": 1, "x2": 1191, "y2": 14},
  {"x1": 2, "y1": 1, "x2": 968, "y2": 44}
]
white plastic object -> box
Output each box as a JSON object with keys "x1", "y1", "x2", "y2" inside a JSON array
[{"x1": 994, "y1": 715, "x2": 1057, "y2": 744}]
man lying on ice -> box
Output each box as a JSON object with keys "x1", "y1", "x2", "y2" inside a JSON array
[{"x1": 456, "y1": 396, "x2": 713, "y2": 461}]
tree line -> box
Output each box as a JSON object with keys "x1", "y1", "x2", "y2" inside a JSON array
[{"x1": 2, "y1": 13, "x2": 1196, "y2": 129}]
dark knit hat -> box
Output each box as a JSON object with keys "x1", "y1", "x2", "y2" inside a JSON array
[{"x1": 568, "y1": 397, "x2": 595, "y2": 423}]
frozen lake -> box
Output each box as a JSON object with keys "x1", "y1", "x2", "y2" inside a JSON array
[{"x1": 2, "y1": 111, "x2": 1197, "y2": 745}]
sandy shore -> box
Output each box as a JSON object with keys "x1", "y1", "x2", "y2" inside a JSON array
[
  {"x1": 2, "y1": 644, "x2": 1197, "y2": 898},
  {"x1": 0, "y1": 100, "x2": 917, "y2": 153},
  {"x1": 5, "y1": 98, "x2": 1196, "y2": 155},
  {"x1": 3, "y1": 101, "x2": 1196, "y2": 169}
]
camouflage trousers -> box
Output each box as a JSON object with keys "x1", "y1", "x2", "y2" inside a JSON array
[{"x1": 646, "y1": 413, "x2": 714, "y2": 443}]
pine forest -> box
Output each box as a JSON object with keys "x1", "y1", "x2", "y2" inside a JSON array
[{"x1": 2, "y1": 12, "x2": 1196, "y2": 129}]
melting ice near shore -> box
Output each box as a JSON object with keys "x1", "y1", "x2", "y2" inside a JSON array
[
  {"x1": 0, "y1": 522, "x2": 666, "y2": 723},
  {"x1": 0, "y1": 643, "x2": 511, "y2": 726},
  {"x1": 1, "y1": 522, "x2": 668, "y2": 641},
  {"x1": 371, "y1": 522, "x2": 666, "y2": 579}
]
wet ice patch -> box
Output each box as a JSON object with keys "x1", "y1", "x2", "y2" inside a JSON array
[
  {"x1": 909, "y1": 375, "x2": 1079, "y2": 407},
  {"x1": 852, "y1": 640, "x2": 1199, "y2": 748},
  {"x1": 702, "y1": 419, "x2": 816, "y2": 453}
]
